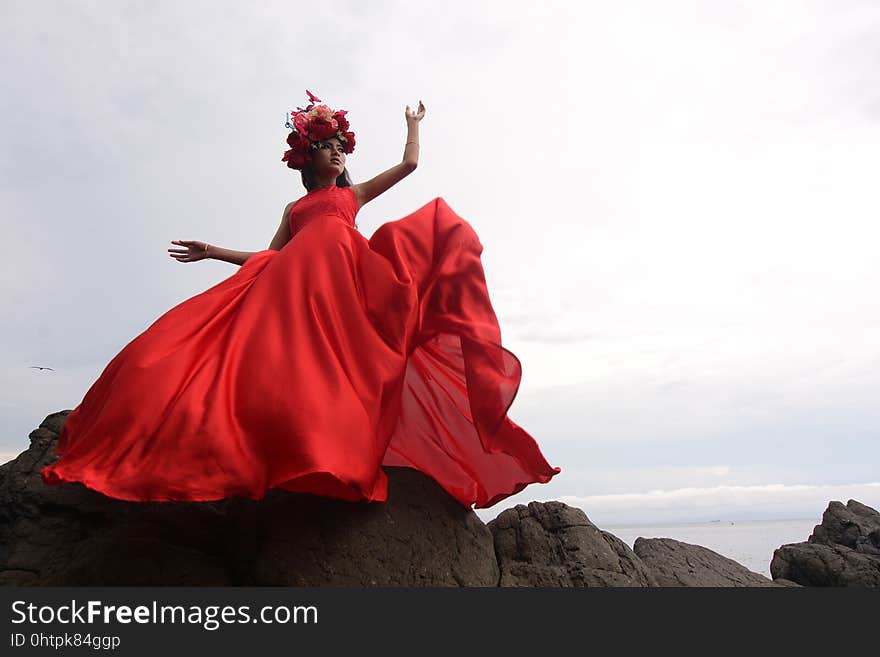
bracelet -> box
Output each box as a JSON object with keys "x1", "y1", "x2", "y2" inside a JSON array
[{"x1": 204, "y1": 243, "x2": 210, "y2": 257}]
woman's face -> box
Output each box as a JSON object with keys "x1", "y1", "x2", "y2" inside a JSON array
[{"x1": 314, "y1": 137, "x2": 346, "y2": 176}]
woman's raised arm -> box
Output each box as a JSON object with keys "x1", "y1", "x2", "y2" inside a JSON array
[{"x1": 351, "y1": 100, "x2": 425, "y2": 207}]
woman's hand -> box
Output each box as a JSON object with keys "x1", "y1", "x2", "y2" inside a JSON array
[
  {"x1": 405, "y1": 100, "x2": 426, "y2": 124},
  {"x1": 168, "y1": 239, "x2": 211, "y2": 263}
]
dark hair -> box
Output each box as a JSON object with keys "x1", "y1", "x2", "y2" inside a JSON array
[{"x1": 300, "y1": 164, "x2": 353, "y2": 192}]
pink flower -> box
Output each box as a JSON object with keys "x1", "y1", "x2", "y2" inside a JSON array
[
  {"x1": 293, "y1": 113, "x2": 310, "y2": 134},
  {"x1": 311, "y1": 104, "x2": 334, "y2": 121}
]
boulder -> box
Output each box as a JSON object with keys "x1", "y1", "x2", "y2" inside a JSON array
[
  {"x1": 0, "y1": 411, "x2": 498, "y2": 586},
  {"x1": 770, "y1": 500, "x2": 880, "y2": 587},
  {"x1": 633, "y1": 537, "x2": 789, "y2": 586},
  {"x1": 488, "y1": 501, "x2": 659, "y2": 586}
]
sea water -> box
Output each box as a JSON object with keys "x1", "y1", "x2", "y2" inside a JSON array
[{"x1": 604, "y1": 517, "x2": 819, "y2": 579}]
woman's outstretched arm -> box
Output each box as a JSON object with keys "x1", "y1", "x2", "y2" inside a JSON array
[
  {"x1": 206, "y1": 246, "x2": 259, "y2": 266},
  {"x1": 168, "y1": 202, "x2": 294, "y2": 267},
  {"x1": 169, "y1": 239, "x2": 256, "y2": 266}
]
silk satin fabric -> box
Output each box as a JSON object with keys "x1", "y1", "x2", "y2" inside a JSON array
[{"x1": 41, "y1": 185, "x2": 560, "y2": 508}]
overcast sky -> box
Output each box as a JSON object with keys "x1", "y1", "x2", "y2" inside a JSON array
[{"x1": 2, "y1": 0, "x2": 878, "y2": 525}]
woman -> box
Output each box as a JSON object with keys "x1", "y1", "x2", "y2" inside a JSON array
[
  {"x1": 41, "y1": 90, "x2": 560, "y2": 509},
  {"x1": 169, "y1": 130, "x2": 364, "y2": 264}
]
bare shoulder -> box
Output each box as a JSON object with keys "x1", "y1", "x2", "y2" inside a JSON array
[
  {"x1": 279, "y1": 200, "x2": 298, "y2": 229},
  {"x1": 285, "y1": 197, "x2": 303, "y2": 214}
]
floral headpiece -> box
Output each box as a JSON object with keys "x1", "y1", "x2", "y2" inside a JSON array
[{"x1": 282, "y1": 89, "x2": 356, "y2": 170}]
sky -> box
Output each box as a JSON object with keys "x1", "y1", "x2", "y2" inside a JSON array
[{"x1": 2, "y1": 0, "x2": 878, "y2": 526}]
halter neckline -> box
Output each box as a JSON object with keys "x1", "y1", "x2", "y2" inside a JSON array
[{"x1": 308, "y1": 184, "x2": 338, "y2": 194}]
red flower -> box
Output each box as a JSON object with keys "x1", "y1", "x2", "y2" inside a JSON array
[
  {"x1": 340, "y1": 131, "x2": 356, "y2": 153},
  {"x1": 334, "y1": 111, "x2": 350, "y2": 132},
  {"x1": 282, "y1": 146, "x2": 311, "y2": 169},
  {"x1": 306, "y1": 118, "x2": 338, "y2": 141},
  {"x1": 282, "y1": 130, "x2": 316, "y2": 169}
]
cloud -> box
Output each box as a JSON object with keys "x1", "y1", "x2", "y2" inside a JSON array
[
  {"x1": 3, "y1": 1, "x2": 879, "y2": 524},
  {"x1": 473, "y1": 481, "x2": 880, "y2": 526},
  {"x1": 555, "y1": 481, "x2": 880, "y2": 525}
]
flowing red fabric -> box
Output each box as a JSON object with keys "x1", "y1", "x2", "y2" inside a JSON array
[{"x1": 41, "y1": 185, "x2": 560, "y2": 508}]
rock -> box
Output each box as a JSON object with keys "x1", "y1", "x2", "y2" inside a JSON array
[
  {"x1": 6, "y1": 411, "x2": 872, "y2": 587},
  {"x1": 770, "y1": 500, "x2": 880, "y2": 587},
  {"x1": 808, "y1": 500, "x2": 880, "y2": 556},
  {"x1": 770, "y1": 542, "x2": 880, "y2": 587},
  {"x1": 0, "y1": 411, "x2": 498, "y2": 586},
  {"x1": 772, "y1": 578, "x2": 803, "y2": 587},
  {"x1": 487, "y1": 501, "x2": 659, "y2": 586},
  {"x1": 633, "y1": 537, "x2": 787, "y2": 586}
]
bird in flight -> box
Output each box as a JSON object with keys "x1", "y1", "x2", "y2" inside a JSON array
[{"x1": 28, "y1": 366, "x2": 55, "y2": 371}]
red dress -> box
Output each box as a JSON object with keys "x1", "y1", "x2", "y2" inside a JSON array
[{"x1": 41, "y1": 185, "x2": 560, "y2": 508}]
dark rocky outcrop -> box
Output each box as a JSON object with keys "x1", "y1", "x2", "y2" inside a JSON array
[
  {"x1": 770, "y1": 500, "x2": 880, "y2": 586},
  {"x1": 487, "y1": 501, "x2": 658, "y2": 586},
  {"x1": 633, "y1": 537, "x2": 782, "y2": 587},
  {"x1": 487, "y1": 501, "x2": 795, "y2": 587},
  {"x1": 0, "y1": 411, "x2": 497, "y2": 586},
  {"x1": 0, "y1": 411, "x2": 872, "y2": 586}
]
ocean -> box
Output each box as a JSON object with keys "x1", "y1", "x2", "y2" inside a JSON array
[{"x1": 603, "y1": 517, "x2": 819, "y2": 580}]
